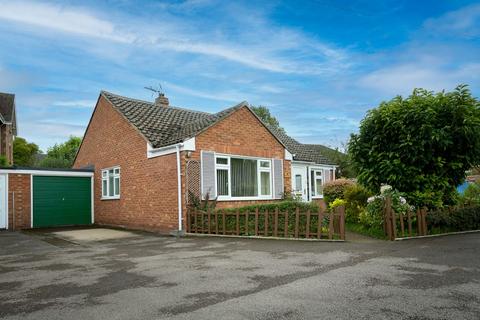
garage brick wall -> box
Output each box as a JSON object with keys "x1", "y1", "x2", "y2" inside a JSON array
[
  {"x1": 74, "y1": 96, "x2": 179, "y2": 233},
  {"x1": 8, "y1": 174, "x2": 31, "y2": 229}
]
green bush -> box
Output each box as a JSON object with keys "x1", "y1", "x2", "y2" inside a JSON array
[
  {"x1": 323, "y1": 179, "x2": 354, "y2": 204},
  {"x1": 459, "y1": 182, "x2": 480, "y2": 206},
  {"x1": 427, "y1": 206, "x2": 480, "y2": 232},
  {"x1": 344, "y1": 184, "x2": 372, "y2": 223},
  {"x1": 0, "y1": 155, "x2": 7, "y2": 167}
]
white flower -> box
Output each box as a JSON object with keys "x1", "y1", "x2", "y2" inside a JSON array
[
  {"x1": 399, "y1": 197, "x2": 407, "y2": 205},
  {"x1": 367, "y1": 196, "x2": 376, "y2": 203},
  {"x1": 380, "y1": 184, "x2": 392, "y2": 194}
]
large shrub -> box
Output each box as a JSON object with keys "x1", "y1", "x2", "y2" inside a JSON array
[
  {"x1": 427, "y1": 206, "x2": 480, "y2": 232},
  {"x1": 323, "y1": 178, "x2": 354, "y2": 204},
  {"x1": 349, "y1": 85, "x2": 480, "y2": 208},
  {"x1": 459, "y1": 182, "x2": 480, "y2": 206},
  {"x1": 344, "y1": 184, "x2": 372, "y2": 223}
]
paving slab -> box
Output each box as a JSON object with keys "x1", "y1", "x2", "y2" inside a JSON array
[{"x1": 51, "y1": 228, "x2": 138, "y2": 242}]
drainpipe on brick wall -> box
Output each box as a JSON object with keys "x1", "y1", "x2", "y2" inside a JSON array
[{"x1": 176, "y1": 144, "x2": 183, "y2": 233}]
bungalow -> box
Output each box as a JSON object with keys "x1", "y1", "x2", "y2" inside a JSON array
[{"x1": 73, "y1": 91, "x2": 337, "y2": 233}]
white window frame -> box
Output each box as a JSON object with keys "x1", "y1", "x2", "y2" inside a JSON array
[
  {"x1": 214, "y1": 154, "x2": 273, "y2": 201},
  {"x1": 310, "y1": 167, "x2": 324, "y2": 199},
  {"x1": 101, "y1": 166, "x2": 120, "y2": 200}
]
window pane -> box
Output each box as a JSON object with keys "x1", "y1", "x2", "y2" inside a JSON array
[
  {"x1": 102, "y1": 180, "x2": 107, "y2": 196},
  {"x1": 109, "y1": 175, "x2": 114, "y2": 196},
  {"x1": 231, "y1": 158, "x2": 258, "y2": 197},
  {"x1": 216, "y1": 157, "x2": 228, "y2": 165},
  {"x1": 217, "y1": 169, "x2": 229, "y2": 196},
  {"x1": 260, "y1": 161, "x2": 270, "y2": 168},
  {"x1": 114, "y1": 177, "x2": 120, "y2": 196},
  {"x1": 316, "y1": 171, "x2": 322, "y2": 176},
  {"x1": 295, "y1": 174, "x2": 302, "y2": 192},
  {"x1": 260, "y1": 171, "x2": 270, "y2": 195},
  {"x1": 114, "y1": 168, "x2": 120, "y2": 175},
  {"x1": 109, "y1": 169, "x2": 114, "y2": 175},
  {"x1": 102, "y1": 171, "x2": 107, "y2": 178},
  {"x1": 316, "y1": 178, "x2": 323, "y2": 196},
  {"x1": 310, "y1": 171, "x2": 315, "y2": 196}
]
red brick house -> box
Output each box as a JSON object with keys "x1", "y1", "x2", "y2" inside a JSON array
[
  {"x1": 0, "y1": 93, "x2": 17, "y2": 165},
  {"x1": 74, "y1": 91, "x2": 337, "y2": 234}
]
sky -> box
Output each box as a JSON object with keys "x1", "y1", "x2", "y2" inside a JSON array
[{"x1": 0, "y1": 0, "x2": 479, "y2": 152}]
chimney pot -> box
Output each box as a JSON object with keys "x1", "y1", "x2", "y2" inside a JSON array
[{"x1": 155, "y1": 93, "x2": 169, "y2": 107}]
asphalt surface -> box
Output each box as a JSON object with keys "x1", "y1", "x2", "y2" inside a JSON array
[{"x1": 0, "y1": 228, "x2": 479, "y2": 320}]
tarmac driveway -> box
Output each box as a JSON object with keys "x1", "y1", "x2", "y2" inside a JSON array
[{"x1": 0, "y1": 228, "x2": 479, "y2": 320}]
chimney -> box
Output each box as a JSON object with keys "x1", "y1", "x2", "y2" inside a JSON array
[{"x1": 155, "y1": 93, "x2": 169, "y2": 107}]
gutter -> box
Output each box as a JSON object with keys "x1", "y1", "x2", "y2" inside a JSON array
[{"x1": 176, "y1": 144, "x2": 183, "y2": 233}]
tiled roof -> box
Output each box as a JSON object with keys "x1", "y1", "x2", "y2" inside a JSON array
[
  {"x1": 0, "y1": 92, "x2": 15, "y2": 123},
  {"x1": 101, "y1": 91, "x2": 338, "y2": 165},
  {"x1": 266, "y1": 125, "x2": 337, "y2": 165}
]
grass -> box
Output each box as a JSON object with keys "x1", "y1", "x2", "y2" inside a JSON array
[{"x1": 345, "y1": 222, "x2": 388, "y2": 240}]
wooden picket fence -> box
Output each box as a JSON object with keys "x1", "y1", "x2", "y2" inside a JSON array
[
  {"x1": 384, "y1": 196, "x2": 428, "y2": 240},
  {"x1": 186, "y1": 206, "x2": 346, "y2": 240}
]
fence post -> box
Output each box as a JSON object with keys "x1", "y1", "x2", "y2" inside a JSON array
[
  {"x1": 407, "y1": 209, "x2": 413, "y2": 237},
  {"x1": 317, "y1": 208, "x2": 323, "y2": 239},
  {"x1": 193, "y1": 208, "x2": 197, "y2": 233},
  {"x1": 207, "y1": 207, "x2": 211, "y2": 234},
  {"x1": 339, "y1": 205, "x2": 345, "y2": 240},
  {"x1": 306, "y1": 209, "x2": 311, "y2": 239},
  {"x1": 274, "y1": 208, "x2": 279, "y2": 237},
  {"x1": 236, "y1": 209, "x2": 240, "y2": 235},
  {"x1": 264, "y1": 209, "x2": 269, "y2": 236},
  {"x1": 215, "y1": 210, "x2": 219, "y2": 235},
  {"x1": 245, "y1": 210, "x2": 249, "y2": 236},
  {"x1": 255, "y1": 208, "x2": 259, "y2": 236},
  {"x1": 328, "y1": 212, "x2": 334, "y2": 239},
  {"x1": 385, "y1": 196, "x2": 393, "y2": 240},
  {"x1": 294, "y1": 207, "x2": 300, "y2": 238},
  {"x1": 222, "y1": 210, "x2": 226, "y2": 235},
  {"x1": 284, "y1": 210, "x2": 289, "y2": 238},
  {"x1": 416, "y1": 209, "x2": 421, "y2": 236},
  {"x1": 422, "y1": 208, "x2": 427, "y2": 236}
]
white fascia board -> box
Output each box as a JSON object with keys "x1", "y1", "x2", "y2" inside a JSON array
[
  {"x1": 147, "y1": 137, "x2": 196, "y2": 159},
  {"x1": 0, "y1": 169, "x2": 94, "y2": 177},
  {"x1": 284, "y1": 149, "x2": 293, "y2": 161}
]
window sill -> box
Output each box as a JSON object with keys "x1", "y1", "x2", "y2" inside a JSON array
[
  {"x1": 217, "y1": 196, "x2": 274, "y2": 202},
  {"x1": 101, "y1": 197, "x2": 120, "y2": 201},
  {"x1": 311, "y1": 196, "x2": 324, "y2": 199}
]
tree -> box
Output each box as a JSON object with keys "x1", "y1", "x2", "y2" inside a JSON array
[
  {"x1": 39, "y1": 136, "x2": 82, "y2": 168},
  {"x1": 348, "y1": 85, "x2": 480, "y2": 208},
  {"x1": 251, "y1": 105, "x2": 285, "y2": 133},
  {"x1": 13, "y1": 137, "x2": 40, "y2": 167}
]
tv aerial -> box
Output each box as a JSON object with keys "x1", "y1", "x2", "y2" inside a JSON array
[{"x1": 144, "y1": 84, "x2": 164, "y2": 97}]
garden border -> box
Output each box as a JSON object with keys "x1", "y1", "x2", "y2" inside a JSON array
[
  {"x1": 186, "y1": 233, "x2": 345, "y2": 242},
  {"x1": 394, "y1": 229, "x2": 480, "y2": 241}
]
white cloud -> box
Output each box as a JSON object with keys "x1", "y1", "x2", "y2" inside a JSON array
[
  {"x1": 53, "y1": 100, "x2": 96, "y2": 108},
  {"x1": 423, "y1": 3, "x2": 480, "y2": 38},
  {"x1": 358, "y1": 63, "x2": 480, "y2": 96},
  {"x1": 0, "y1": 0, "x2": 349, "y2": 75}
]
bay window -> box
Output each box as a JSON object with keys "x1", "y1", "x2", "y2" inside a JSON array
[
  {"x1": 102, "y1": 166, "x2": 120, "y2": 199},
  {"x1": 215, "y1": 155, "x2": 272, "y2": 199}
]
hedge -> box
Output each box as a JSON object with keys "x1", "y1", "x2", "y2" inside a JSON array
[{"x1": 427, "y1": 206, "x2": 480, "y2": 233}]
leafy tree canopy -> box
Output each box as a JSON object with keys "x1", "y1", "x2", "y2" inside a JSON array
[
  {"x1": 348, "y1": 85, "x2": 480, "y2": 208},
  {"x1": 13, "y1": 137, "x2": 40, "y2": 167},
  {"x1": 251, "y1": 105, "x2": 285, "y2": 133},
  {"x1": 39, "y1": 136, "x2": 82, "y2": 168}
]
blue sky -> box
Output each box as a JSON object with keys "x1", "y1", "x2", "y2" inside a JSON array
[{"x1": 0, "y1": 0, "x2": 479, "y2": 151}]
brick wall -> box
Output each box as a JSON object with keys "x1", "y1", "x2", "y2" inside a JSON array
[
  {"x1": 189, "y1": 106, "x2": 292, "y2": 210},
  {"x1": 8, "y1": 174, "x2": 31, "y2": 230},
  {"x1": 74, "y1": 96, "x2": 179, "y2": 233}
]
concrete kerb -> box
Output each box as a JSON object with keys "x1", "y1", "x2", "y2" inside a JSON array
[{"x1": 394, "y1": 229, "x2": 480, "y2": 241}]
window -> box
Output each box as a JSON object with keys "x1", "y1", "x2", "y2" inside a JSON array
[
  {"x1": 102, "y1": 167, "x2": 120, "y2": 199},
  {"x1": 215, "y1": 155, "x2": 272, "y2": 199},
  {"x1": 310, "y1": 169, "x2": 323, "y2": 197},
  {"x1": 295, "y1": 174, "x2": 302, "y2": 192}
]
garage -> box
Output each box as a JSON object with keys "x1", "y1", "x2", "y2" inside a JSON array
[{"x1": 0, "y1": 168, "x2": 94, "y2": 230}]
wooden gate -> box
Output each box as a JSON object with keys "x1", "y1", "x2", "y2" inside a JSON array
[{"x1": 384, "y1": 196, "x2": 428, "y2": 240}]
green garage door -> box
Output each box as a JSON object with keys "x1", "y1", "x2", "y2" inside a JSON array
[{"x1": 33, "y1": 176, "x2": 92, "y2": 228}]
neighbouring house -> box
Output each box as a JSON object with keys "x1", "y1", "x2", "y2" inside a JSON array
[
  {"x1": 73, "y1": 91, "x2": 337, "y2": 233},
  {"x1": 0, "y1": 92, "x2": 17, "y2": 165}
]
